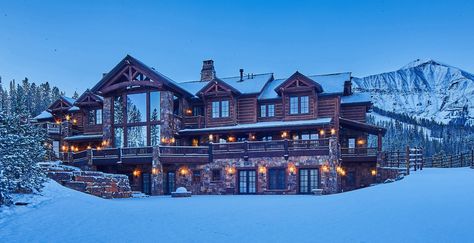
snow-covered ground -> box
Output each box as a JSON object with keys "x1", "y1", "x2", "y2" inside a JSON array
[{"x1": 1, "y1": 168, "x2": 473, "y2": 243}]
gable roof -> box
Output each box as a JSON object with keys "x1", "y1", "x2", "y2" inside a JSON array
[
  {"x1": 341, "y1": 92, "x2": 372, "y2": 106},
  {"x1": 178, "y1": 73, "x2": 273, "y2": 97},
  {"x1": 259, "y1": 72, "x2": 351, "y2": 100},
  {"x1": 197, "y1": 77, "x2": 242, "y2": 96},
  {"x1": 274, "y1": 71, "x2": 323, "y2": 93},
  {"x1": 47, "y1": 96, "x2": 76, "y2": 112},
  {"x1": 91, "y1": 55, "x2": 193, "y2": 97},
  {"x1": 74, "y1": 89, "x2": 103, "y2": 106}
]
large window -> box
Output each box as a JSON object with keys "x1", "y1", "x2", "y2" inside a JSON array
[
  {"x1": 127, "y1": 93, "x2": 147, "y2": 123},
  {"x1": 289, "y1": 96, "x2": 309, "y2": 115},
  {"x1": 114, "y1": 127, "x2": 124, "y2": 148},
  {"x1": 299, "y1": 169, "x2": 318, "y2": 194},
  {"x1": 151, "y1": 125, "x2": 161, "y2": 146},
  {"x1": 114, "y1": 96, "x2": 124, "y2": 124},
  {"x1": 260, "y1": 104, "x2": 275, "y2": 117},
  {"x1": 268, "y1": 168, "x2": 286, "y2": 190},
  {"x1": 239, "y1": 170, "x2": 256, "y2": 194},
  {"x1": 290, "y1": 97, "x2": 299, "y2": 114},
  {"x1": 127, "y1": 126, "x2": 147, "y2": 147},
  {"x1": 150, "y1": 91, "x2": 161, "y2": 121},
  {"x1": 211, "y1": 100, "x2": 230, "y2": 118},
  {"x1": 88, "y1": 109, "x2": 102, "y2": 125},
  {"x1": 300, "y1": 96, "x2": 309, "y2": 114}
]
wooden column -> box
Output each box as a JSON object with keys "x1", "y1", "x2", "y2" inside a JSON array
[{"x1": 377, "y1": 132, "x2": 383, "y2": 152}]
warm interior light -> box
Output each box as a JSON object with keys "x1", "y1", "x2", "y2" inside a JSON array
[
  {"x1": 319, "y1": 129, "x2": 325, "y2": 136},
  {"x1": 152, "y1": 168, "x2": 159, "y2": 175},
  {"x1": 208, "y1": 134, "x2": 214, "y2": 141},
  {"x1": 96, "y1": 146, "x2": 102, "y2": 150},
  {"x1": 65, "y1": 115, "x2": 71, "y2": 121},
  {"x1": 186, "y1": 109, "x2": 192, "y2": 115},
  {"x1": 371, "y1": 169, "x2": 377, "y2": 176},
  {"x1": 170, "y1": 137, "x2": 176, "y2": 143},
  {"x1": 192, "y1": 139, "x2": 199, "y2": 147},
  {"x1": 357, "y1": 139, "x2": 365, "y2": 145},
  {"x1": 281, "y1": 131, "x2": 288, "y2": 138},
  {"x1": 87, "y1": 145, "x2": 92, "y2": 150},
  {"x1": 258, "y1": 165, "x2": 266, "y2": 174},
  {"x1": 250, "y1": 134, "x2": 256, "y2": 140},
  {"x1": 330, "y1": 128, "x2": 336, "y2": 135},
  {"x1": 288, "y1": 163, "x2": 296, "y2": 174},
  {"x1": 62, "y1": 145, "x2": 68, "y2": 152},
  {"x1": 228, "y1": 136, "x2": 235, "y2": 142},
  {"x1": 72, "y1": 119, "x2": 77, "y2": 124},
  {"x1": 55, "y1": 119, "x2": 61, "y2": 124},
  {"x1": 336, "y1": 166, "x2": 346, "y2": 176}
]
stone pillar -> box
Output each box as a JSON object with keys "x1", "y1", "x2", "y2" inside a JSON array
[
  {"x1": 151, "y1": 146, "x2": 164, "y2": 195},
  {"x1": 102, "y1": 97, "x2": 113, "y2": 145},
  {"x1": 324, "y1": 137, "x2": 340, "y2": 194}
]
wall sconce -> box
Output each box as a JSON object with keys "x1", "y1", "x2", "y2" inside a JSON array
[
  {"x1": 258, "y1": 165, "x2": 267, "y2": 174},
  {"x1": 96, "y1": 146, "x2": 102, "y2": 150},
  {"x1": 371, "y1": 169, "x2": 377, "y2": 176},
  {"x1": 55, "y1": 119, "x2": 61, "y2": 124},
  {"x1": 336, "y1": 166, "x2": 346, "y2": 176},
  {"x1": 250, "y1": 134, "x2": 256, "y2": 140},
  {"x1": 87, "y1": 145, "x2": 92, "y2": 150},
  {"x1": 65, "y1": 115, "x2": 71, "y2": 121},
  {"x1": 133, "y1": 169, "x2": 141, "y2": 177},
  {"x1": 226, "y1": 166, "x2": 235, "y2": 175},
  {"x1": 330, "y1": 128, "x2": 336, "y2": 135},
  {"x1": 72, "y1": 119, "x2": 77, "y2": 124},
  {"x1": 322, "y1": 165, "x2": 330, "y2": 173},
  {"x1": 62, "y1": 145, "x2": 68, "y2": 152},
  {"x1": 170, "y1": 137, "x2": 176, "y2": 144},
  {"x1": 185, "y1": 109, "x2": 192, "y2": 115},
  {"x1": 281, "y1": 131, "x2": 288, "y2": 138},
  {"x1": 319, "y1": 129, "x2": 325, "y2": 136},
  {"x1": 152, "y1": 167, "x2": 160, "y2": 175},
  {"x1": 179, "y1": 166, "x2": 189, "y2": 176},
  {"x1": 357, "y1": 139, "x2": 366, "y2": 145},
  {"x1": 287, "y1": 163, "x2": 296, "y2": 175},
  {"x1": 227, "y1": 136, "x2": 235, "y2": 142},
  {"x1": 208, "y1": 134, "x2": 214, "y2": 141}
]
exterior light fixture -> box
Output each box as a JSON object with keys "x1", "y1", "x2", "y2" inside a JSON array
[
  {"x1": 55, "y1": 119, "x2": 61, "y2": 124},
  {"x1": 258, "y1": 165, "x2": 267, "y2": 174},
  {"x1": 330, "y1": 128, "x2": 336, "y2": 135},
  {"x1": 209, "y1": 134, "x2": 214, "y2": 141},
  {"x1": 250, "y1": 134, "x2": 256, "y2": 140},
  {"x1": 322, "y1": 165, "x2": 330, "y2": 173},
  {"x1": 152, "y1": 167, "x2": 159, "y2": 175},
  {"x1": 133, "y1": 169, "x2": 141, "y2": 177},
  {"x1": 288, "y1": 163, "x2": 296, "y2": 175},
  {"x1": 281, "y1": 131, "x2": 288, "y2": 138},
  {"x1": 357, "y1": 139, "x2": 365, "y2": 145},
  {"x1": 226, "y1": 167, "x2": 235, "y2": 175},
  {"x1": 179, "y1": 167, "x2": 189, "y2": 176},
  {"x1": 228, "y1": 136, "x2": 235, "y2": 142},
  {"x1": 319, "y1": 129, "x2": 325, "y2": 136},
  {"x1": 170, "y1": 137, "x2": 176, "y2": 144},
  {"x1": 185, "y1": 109, "x2": 192, "y2": 115},
  {"x1": 371, "y1": 169, "x2": 377, "y2": 176},
  {"x1": 87, "y1": 145, "x2": 92, "y2": 150},
  {"x1": 72, "y1": 119, "x2": 77, "y2": 124},
  {"x1": 65, "y1": 115, "x2": 71, "y2": 121},
  {"x1": 62, "y1": 145, "x2": 68, "y2": 152},
  {"x1": 336, "y1": 166, "x2": 346, "y2": 176}
]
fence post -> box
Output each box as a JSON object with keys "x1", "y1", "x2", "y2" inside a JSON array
[{"x1": 406, "y1": 146, "x2": 410, "y2": 175}]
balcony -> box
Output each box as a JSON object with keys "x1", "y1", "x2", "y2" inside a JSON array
[
  {"x1": 47, "y1": 122, "x2": 61, "y2": 134},
  {"x1": 68, "y1": 139, "x2": 331, "y2": 166},
  {"x1": 341, "y1": 147, "x2": 379, "y2": 163},
  {"x1": 182, "y1": 115, "x2": 205, "y2": 129}
]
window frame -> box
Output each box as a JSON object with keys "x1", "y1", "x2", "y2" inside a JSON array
[
  {"x1": 260, "y1": 105, "x2": 267, "y2": 117},
  {"x1": 268, "y1": 168, "x2": 286, "y2": 190},
  {"x1": 211, "y1": 100, "x2": 230, "y2": 119},
  {"x1": 267, "y1": 104, "x2": 275, "y2": 117}
]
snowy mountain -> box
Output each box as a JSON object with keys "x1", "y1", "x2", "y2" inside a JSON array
[{"x1": 353, "y1": 59, "x2": 474, "y2": 125}]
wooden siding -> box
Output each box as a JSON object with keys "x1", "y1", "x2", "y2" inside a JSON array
[
  {"x1": 205, "y1": 96, "x2": 236, "y2": 127},
  {"x1": 237, "y1": 95, "x2": 257, "y2": 124},
  {"x1": 257, "y1": 100, "x2": 284, "y2": 122},
  {"x1": 282, "y1": 91, "x2": 317, "y2": 121},
  {"x1": 341, "y1": 105, "x2": 367, "y2": 123},
  {"x1": 318, "y1": 96, "x2": 338, "y2": 118}
]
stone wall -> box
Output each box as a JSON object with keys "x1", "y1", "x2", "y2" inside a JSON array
[
  {"x1": 102, "y1": 97, "x2": 113, "y2": 144},
  {"x1": 40, "y1": 162, "x2": 132, "y2": 199}
]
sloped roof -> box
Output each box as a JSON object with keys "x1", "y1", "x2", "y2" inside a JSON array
[
  {"x1": 259, "y1": 72, "x2": 351, "y2": 100},
  {"x1": 61, "y1": 96, "x2": 76, "y2": 106},
  {"x1": 341, "y1": 92, "x2": 372, "y2": 105},
  {"x1": 33, "y1": 110, "x2": 53, "y2": 120},
  {"x1": 178, "y1": 73, "x2": 273, "y2": 97}
]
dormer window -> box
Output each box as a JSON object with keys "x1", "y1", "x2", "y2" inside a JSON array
[
  {"x1": 290, "y1": 96, "x2": 309, "y2": 115},
  {"x1": 212, "y1": 100, "x2": 230, "y2": 118},
  {"x1": 260, "y1": 104, "x2": 275, "y2": 117}
]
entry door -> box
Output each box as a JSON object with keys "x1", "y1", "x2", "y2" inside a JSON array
[
  {"x1": 142, "y1": 173, "x2": 151, "y2": 195},
  {"x1": 299, "y1": 169, "x2": 319, "y2": 194},
  {"x1": 238, "y1": 170, "x2": 256, "y2": 194},
  {"x1": 165, "y1": 172, "x2": 175, "y2": 195}
]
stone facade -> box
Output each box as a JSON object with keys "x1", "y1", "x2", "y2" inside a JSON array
[
  {"x1": 41, "y1": 162, "x2": 132, "y2": 199},
  {"x1": 102, "y1": 97, "x2": 113, "y2": 144}
]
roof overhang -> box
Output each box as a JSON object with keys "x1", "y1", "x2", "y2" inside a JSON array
[
  {"x1": 339, "y1": 117, "x2": 386, "y2": 135},
  {"x1": 64, "y1": 134, "x2": 103, "y2": 142}
]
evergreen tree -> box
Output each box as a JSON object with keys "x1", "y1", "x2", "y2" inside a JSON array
[
  {"x1": 72, "y1": 91, "x2": 79, "y2": 99},
  {"x1": 0, "y1": 111, "x2": 47, "y2": 205}
]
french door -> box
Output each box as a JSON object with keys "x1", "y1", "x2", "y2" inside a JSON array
[
  {"x1": 238, "y1": 170, "x2": 256, "y2": 194},
  {"x1": 142, "y1": 173, "x2": 151, "y2": 195},
  {"x1": 299, "y1": 168, "x2": 319, "y2": 194},
  {"x1": 164, "y1": 172, "x2": 175, "y2": 195}
]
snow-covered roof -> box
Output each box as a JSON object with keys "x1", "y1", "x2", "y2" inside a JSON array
[
  {"x1": 33, "y1": 110, "x2": 53, "y2": 120},
  {"x1": 64, "y1": 134, "x2": 103, "y2": 142},
  {"x1": 341, "y1": 92, "x2": 372, "y2": 105},
  {"x1": 258, "y1": 72, "x2": 351, "y2": 100},
  {"x1": 61, "y1": 96, "x2": 76, "y2": 106},
  {"x1": 178, "y1": 73, "x2": 273, "y2": 96},
  {"x1": 69, "y1": 106, "x2": 80, "y2": 112},
  {"x1": 180, "y1": 118, "x2": 332, "y2": 134}
]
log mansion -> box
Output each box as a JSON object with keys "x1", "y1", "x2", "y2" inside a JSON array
[{"x1": 34, "y1": 55, "x2": 386, "y2": 195}]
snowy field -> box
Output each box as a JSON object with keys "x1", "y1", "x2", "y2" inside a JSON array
[{"x1": 1, "y1": 168, "x2": 473, "y2": 243}]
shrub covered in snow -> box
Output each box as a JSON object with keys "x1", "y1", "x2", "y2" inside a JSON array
[{"x1": 0, "y1": 112, "x2": 47, "y2": 205}]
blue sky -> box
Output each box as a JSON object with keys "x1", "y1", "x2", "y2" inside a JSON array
[{"x1": 0, "y1": 0, "x2": 473, "y2": 95}]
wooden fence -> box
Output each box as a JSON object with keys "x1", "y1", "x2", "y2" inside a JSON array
[{"x1": 380, "y1": 147, "x2": 474, "y2": 175}]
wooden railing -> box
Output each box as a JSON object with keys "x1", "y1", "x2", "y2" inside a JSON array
[
  {"x1": 182, "y1": 115, "x2": 205, "y2": 129},
  {"x1": 341, "y1": 147, "x2": 378, "y2": 157},
  {"x1": 159, "y1": 146, "x2": 209, "y2": 157},
  {"x1": 47, "y1": 122, "x2": 61, "y2": 134},
  {"x1": 121, "y1": 147, "x2": 153, "y2": 157}
]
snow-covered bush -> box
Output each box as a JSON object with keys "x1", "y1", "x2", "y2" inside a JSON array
[{"x1": 0, "y1": 112, "x2": 47, "y2": 205}]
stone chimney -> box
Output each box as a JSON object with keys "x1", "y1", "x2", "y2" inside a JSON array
[
  {"x1": 200, "y1": 60, "x2": 216, "y2": 81},
  {"x1": 343, "y1": 80, "x2": 352, "y2": 96}
]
